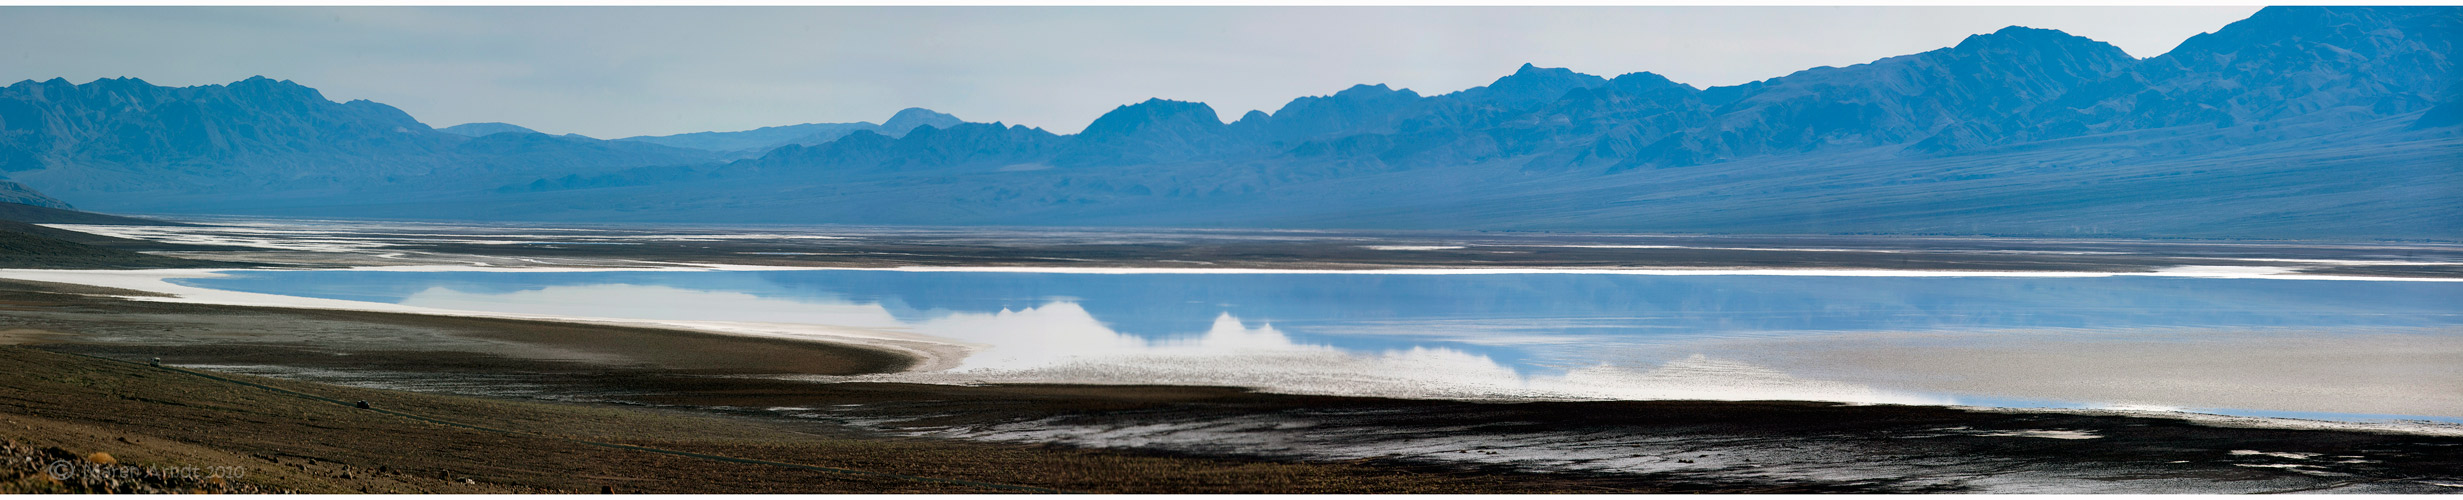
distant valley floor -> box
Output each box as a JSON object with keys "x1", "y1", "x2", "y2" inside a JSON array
[{"x1": 42, "y1": 215, "x2": 2463, "y2": 279}]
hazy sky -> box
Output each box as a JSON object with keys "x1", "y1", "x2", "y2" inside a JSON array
[{"x1": 0, "y1": 6, "x2": 2263, "y2": 138}]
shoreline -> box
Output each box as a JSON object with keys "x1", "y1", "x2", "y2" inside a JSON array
[
  {"x1": 808, "y1": 264, "x2": 2463, "y2": 281},
  {"x1": 4, "y1": 266, "x2": 2461, "y2": 438},
  {"x1": 45, "y1": 219, "x2": 2463, "y2": 281},
  {"x1": 64, "y1": 259, "x2": 2463, "y2": 281},
  {"x1": 0, "y1": 268, "x2": 975, "y2": 372}
]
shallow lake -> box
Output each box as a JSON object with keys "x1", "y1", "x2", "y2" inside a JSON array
[{"x1": 175, "y1": 269, "x2": 2463, "y2": 422}]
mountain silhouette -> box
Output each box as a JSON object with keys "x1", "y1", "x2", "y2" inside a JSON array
[
  {"x1": 437, "y1": 122, "x2": 541, "y2": 137},
  {"x1": 0, "y1": 6, "x2": 2453, "y2": 238},
  {"x1": 616, "y1": 107, "x2": 968, "y2": 159}
]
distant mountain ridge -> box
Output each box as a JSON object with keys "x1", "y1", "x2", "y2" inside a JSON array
[
  {"x1": 0, "y1": 76, "x2": 718, "y2": 210},
  {"x1": 615, "y1": 107, "x2": 964, "y2": 158},
  {"x1": 436, "y1": 122, "x2": 540, "y2": 137},
  {"x1": 0, "y1": 6, "x2": 2455, "y2": 239}
]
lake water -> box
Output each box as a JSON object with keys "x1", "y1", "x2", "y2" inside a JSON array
[{"x1": 174, "y1": 269, "x2": 2463, "y2": 421}]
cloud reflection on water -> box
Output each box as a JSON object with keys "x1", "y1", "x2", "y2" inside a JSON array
[{"x1": 400, "y1": 283, "x2": 1949, "y2": 405}]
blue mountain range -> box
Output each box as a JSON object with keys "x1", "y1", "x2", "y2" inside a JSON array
[{"x1": 0, "y1": 6, "x2": 2454, "y2": 239}]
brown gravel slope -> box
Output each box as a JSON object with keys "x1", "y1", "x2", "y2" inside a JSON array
[{"x1": 0, "y1": 346, "x2": 1670, "y2": 493}]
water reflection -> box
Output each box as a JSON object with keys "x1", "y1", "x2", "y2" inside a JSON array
[
  {"x1": 402, "y1": 283, "x2": 905, "y2": 329},
  {"x1": 184, "y1": 270, "x2": 2463, "y2": 360},
  {"x1": 176, "y1": 270, "x2": 2463, "y2": 409}
]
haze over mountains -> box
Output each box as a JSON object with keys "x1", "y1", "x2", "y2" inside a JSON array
[
  {"x1": 0, "y1": 75, "x2": 717, "y2": 203},
  {"x1": 0, "y1": 6, "x2": 2454, "y2": 239},
  {"x1": 611, "y1": 107, "x2": 965, "y2": 159}
]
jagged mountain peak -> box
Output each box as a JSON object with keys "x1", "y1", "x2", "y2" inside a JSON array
[
  {"x1": 1950, "y1": 26, "x2": 2131, "y2": 60},
  {"x1": 1079, "y1": 98, "x2": 1224, "y2": 138},
  {"x1": 2164, "y1": 6, "x2": 2458, "y2": 63},
  {"x1": 224, "y1": 75, "x2": 327, "y2": 98},
  {"x1": 2036, "y1": 5, "x2": 2461, "y2": 134},
  {"x1": 1500, "y1": 63, "x2": 1600, "y2": 81},
  {"x1": 3, "y1": 78, "x2": 68, "y2": 95},
  {"x1": 1057, "y1": 98, "x2": 1238, "y2": 166},
  {"x1": 1247, "y1": 82, "x2": 1429, "y2": 142},
  {"x1": 1959, "y1": 26, "x2": 2075, "y2": 46},
  {"x1": 880, "y1": 107, "x2": 962, "y2": 135},
  {"x1": 1334, "y1": 83, "x2": 1418, "y2": 99},
  {"x1": 1640, "y1": 20, "x2": 2146, "y2": 164},
  {"x1": 90, "y1": 76, "x2": 153, "y2": 86},
  {"x1": 1453, "y1": 64, "x2": 1608, "y2": 105},
  {"x1": 1606, "y1": 71, "x2": 1692, "y2": 92},
  {"x1": 1275, "y1": 83, "x2": 1418, "y2": 110}
]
